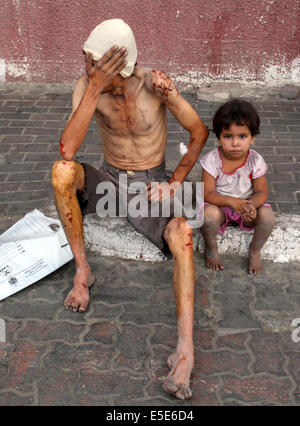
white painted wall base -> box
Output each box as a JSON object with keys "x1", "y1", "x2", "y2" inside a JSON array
[
  {"x1": 83, "y1": 213, "x2": 300, "y2": 263},
  {"x1": 83, "y1": 215, "x2": 167, "y2": 262}
]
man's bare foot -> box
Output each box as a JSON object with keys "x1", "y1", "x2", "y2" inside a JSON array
[
  {"x1": 248, "y1": 247, "x2": 263, "y2": 274},
  {"x1": 163, "y1": 350, "x2": 194, "y2": 400},
  {"x1": 64, "y1": 268, "x2": 95, "y2": 312},
  {"x1": 205, "y1": 246, "x2": 224, "y2": 270}
]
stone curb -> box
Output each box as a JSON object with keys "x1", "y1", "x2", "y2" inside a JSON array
[
  {"x1": 196, "y1": 83, "x2": 300, "y2": 102},
  {"x1": 83, "y1": 213, "x2": 300, "y2": 263}
]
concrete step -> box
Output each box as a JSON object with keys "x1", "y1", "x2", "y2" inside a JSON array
[{"x1": 83, "y1": 213, "x2": 300, "y2": 263}]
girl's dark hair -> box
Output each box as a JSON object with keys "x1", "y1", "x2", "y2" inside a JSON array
[{"x1": 212, "y1": 99, "x2": 260, "y2": 139}]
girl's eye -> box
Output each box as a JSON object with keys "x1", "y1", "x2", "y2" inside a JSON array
[{"x1": 224, "y1": 135, "x2": 231, "y2": 139}]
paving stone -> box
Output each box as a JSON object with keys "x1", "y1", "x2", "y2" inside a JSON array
[
  {"x1": 194, "y1": 350, "x2": 251, "y2": 376},
  {"x1": 0, "y1": 391, "x2": 34, "y2": 405},
  {"x1": 43, "y1": 342, "x2": 115, "y2": 371},
  {"x1": 254, "y1": 280, "x2": 295, "y2": 312},
  {"x1": 249, "y1": 331, "x2": 286, "y2": 376},
  {"x1": 252, "y1": 311, "x2": 300, "y2": 334},
  {"x1": 0, "y1": 128, "x2": 23, "y2": 135},
  {"x1": 7, "y1": 171, "x2": 47, "y2": 182},
  {"x1": 188, "y1": 374, "x2": 221, "y2": 406},
  {"x1": 113, "y1": 323, "x2": 152, "y2": 372},
  {"x1": 122, "y1": 261, "x2": 174, "y2": 288},
  {"x1": 37, "y1": 369, "x2": 77, "y2": 405},
  {"x1": 212, "y1": 268, "x2": 254, "y2": 294},
  {"x1": 194, "y1": 329, "x2": 217, "y2": 351},
  {"x1": 114, "y1": 396, "x2": 176, "y2": 405},
  {"x1": 76, "y1": 368, "x2": 148, "y2": 400},
  {"x1": 17, "y1": 321, "x2": 85, "y2": 344},
  {"x1": 285, "y1": 351, "x2": 300, "y2": 402},
  {"x1": 214, "y1": 291, "x2": 260, "y2": 330},
  {"x1": 221, "y1": 375, "x2": 293, "y2": 405},
  {"x1": 280, "y1": 332, "x2": 300, "y2": 354},
  {"x1": 82, "y1": 321, "x2": 119, "y2": 345},
  {"x1": 76, "y1": 394, "x2": 111, "y2": 405},
  {"x1": 149, "y1": 286, "x2": 176, "y2": 306},
  {"x1": 0, "y1": 342, "x2": 47, "y2": 393},
  {"x1": 92, "y1": 285, "x2": 153, "y2": 305},
  {"x1": 0, "y1": 299, "x2": 57, "y2": 321},
  {"x1": 215, "y1": 332, "x2": 248, "y2": 351},
  {"x1": 120, "y1": 303, "x2": 176, "y2": 327}
]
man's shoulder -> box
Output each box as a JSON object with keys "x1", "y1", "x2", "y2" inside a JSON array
[
  {"x1": 134, "y1": 66, "x2": 175, "y2": 93},
  {"x1": 135, "y1": 66, "x2": 170, "y2": 77}
]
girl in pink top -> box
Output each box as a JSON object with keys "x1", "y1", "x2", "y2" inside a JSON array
[{"x1": 200, "y1": 99, "x2": 275, "y2": 274}]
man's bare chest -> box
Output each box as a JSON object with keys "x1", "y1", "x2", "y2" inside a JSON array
[{"x1": 95, "y1": 90, "x2": 164, "y2": 136}]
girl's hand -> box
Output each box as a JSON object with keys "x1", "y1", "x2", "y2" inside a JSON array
[
  {"x1": 241, "y1": 203, "x2": 257, "y2": 224},
  {"x1": 231, "y1": 198, "x2": 253, "y2": 215}
]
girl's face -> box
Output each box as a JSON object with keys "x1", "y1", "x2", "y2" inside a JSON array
[{"x1": 218, "y1": 123, "x2": 254, "y2": 160}]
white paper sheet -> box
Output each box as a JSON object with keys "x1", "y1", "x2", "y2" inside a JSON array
[{"x1": 0, "y1": 209, "x2": 74, "y2": 301}]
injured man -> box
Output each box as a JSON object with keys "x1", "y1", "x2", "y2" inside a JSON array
[{"x1": 51, "y1": 19, "x2": 209, "y2": 400}]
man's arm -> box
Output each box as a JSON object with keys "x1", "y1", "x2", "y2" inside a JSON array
[
  {"x1": 60, "y1": 46, "x2": 127, "y2": 161},
  {"x1": 151, "y1": 70, "x2": 209, "y2": 185}
]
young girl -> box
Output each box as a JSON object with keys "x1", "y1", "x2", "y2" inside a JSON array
[{"x1": 200, "y1": 99, "x2": 275, "y2": 274}]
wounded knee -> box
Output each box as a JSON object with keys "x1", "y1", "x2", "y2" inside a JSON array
[
  {"x1": 164, "y1": 218, "x2": 193, "y2": 247},
  {"x1": 51, "y1": 160, "x2": 78, "y2": 189}
]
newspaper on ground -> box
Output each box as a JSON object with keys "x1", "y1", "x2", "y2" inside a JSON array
[{"x1": 0, "y1": 209, "x2": 73, "y2": 301}]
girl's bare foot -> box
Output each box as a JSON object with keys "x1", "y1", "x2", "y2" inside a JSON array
[
  {"x1": 248, "y1": 247, "x2": 263, "y2": 274},
  {"x1": 64, "y1": 267, "x2": 95, "y2": 312},
  {"x1": 205, "y1": 245, "x2": 224, "y2": 270}
]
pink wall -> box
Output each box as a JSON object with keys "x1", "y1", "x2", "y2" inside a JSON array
[{"x1": 0, "y1": 0, "x2": 299, "y2": 86}]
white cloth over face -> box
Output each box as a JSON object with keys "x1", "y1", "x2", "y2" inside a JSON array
[{"x1": 83, "y1": 19, "x2": 138, "y2": 78}]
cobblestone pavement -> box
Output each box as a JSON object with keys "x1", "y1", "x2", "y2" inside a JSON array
[
  {"x1": 0, "y1": 84, "x2": 300, "y2": 406},
  {"x1": 0, "y1": 255, "x2": 300, "y2": 406}
]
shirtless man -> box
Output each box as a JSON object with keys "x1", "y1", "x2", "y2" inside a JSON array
[{"x1": 51, "y1": 20, "x2": 208, "y2": 400}]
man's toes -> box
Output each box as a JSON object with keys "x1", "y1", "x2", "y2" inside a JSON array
[
  {"x1": 70, "y1": 301, "x2": 80, "y2": 312},
  {"x1": 64, "y1": 295, "x2": 80, "y2": 312},
  {"x1": 184, "y1": 386, "x2": 192, "y2": 399},
  {"x1": 163, "y1": 377, "x2": 192, "y2": 400},
  {"x1": 175, "y1": 384, "x2": 192, "y2": 400},
  {"x1": 78, "y1": 301, "x2": 89, "y2": 313},
  {"x1": 64, "y1": 296, "x2": 73, "y2": 309},
  {"x1": 163, "y1": 378, "x2": 178, "y2": 395}
]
